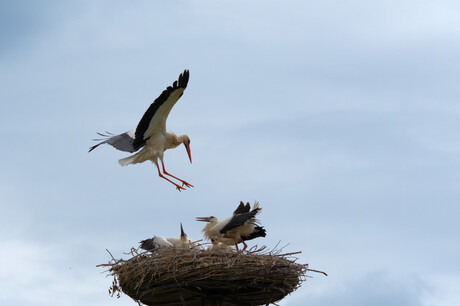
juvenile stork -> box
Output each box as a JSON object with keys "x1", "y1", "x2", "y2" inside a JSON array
[
  {"x1": 196, "y1": 201, "x2": 266, "y2": 251},
  {"x1": 139, "y1": 223, "x2": 195, "y2": 251},
  {"x1": 89, "y1": 70, "x2": 192, "y2": 191}
]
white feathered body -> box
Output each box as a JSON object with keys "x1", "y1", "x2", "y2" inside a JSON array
[{"x1": 118, "y1": 131, "x2": 185, "y2": 166}]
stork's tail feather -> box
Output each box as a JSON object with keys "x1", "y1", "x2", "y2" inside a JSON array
[
  {"x1": 243, "y1": 225, "x2": 267, "y2": 241},
  {"x1": 118, "y1": 155, "x2": 136, "y2": 166}
]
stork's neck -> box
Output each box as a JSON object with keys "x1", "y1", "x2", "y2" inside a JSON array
[
  {"x1": 164, "y1": 131, "x2": 187, "y2": 149},
  {"x1": 201, "y1": 219, "x2": 219, "y2": 236}
]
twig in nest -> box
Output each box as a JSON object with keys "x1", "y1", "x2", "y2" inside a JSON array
[
  {"x1": 106, "y1": 249, "x2": 115, "y2": 261},
  {"x1": 307, "y1": 268, "x2": 328, "y2": 276}
]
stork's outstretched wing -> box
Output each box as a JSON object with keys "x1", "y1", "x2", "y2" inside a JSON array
[
  {"x1": 88, "y1": 130, "x2": 136, "y2": 153},
  {"x1": 133, "y1": 70, "x2": 190, "y2": 150},
  {"x1": 220, "y1": 207, "x2": 262, "y2": 234}
]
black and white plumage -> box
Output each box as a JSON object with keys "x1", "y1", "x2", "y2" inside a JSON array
[
  {"x1": 139, "y1": 223, "x2": 195, "y2": 251},
  {"x1": 196, "y1": 201, "x2": 266, "y2": 251},
  {"x1": 89, "y1": 70, "x2": 193, "y2": 191}
]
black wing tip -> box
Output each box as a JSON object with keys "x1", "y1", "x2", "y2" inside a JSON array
[
  {"x1": 233, "y1": 201, "x2": 245, "y2": 215},
  {"x1": 234, "y1": 201, "x2": 251, "y2": 215},
  {"x1": 178, "y1": 69, "x2": 190, "y2": 89},
  {"x1": 88, "y1": 131, "x2": 111, "y2": 152},
  {"x1": 89, "y1": 131, "x2": 121, "y2": 152},
  {"x1": 88, "y1": 144, "x2": 98, "y2": 152}
]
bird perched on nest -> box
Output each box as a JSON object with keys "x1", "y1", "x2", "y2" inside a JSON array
[
  {"x1": 89, "y1": 70, "x2": 193, "y2": 191},
  {"x1": 196, "y1": 201, "x2": 266, "y2": 251},
  {"x1": 140, "y1": 223, "x2": 196, "y2": 251}
]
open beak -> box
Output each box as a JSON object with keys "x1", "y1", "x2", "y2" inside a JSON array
[
  {"x1": 196, "y1": 217, "x2": 210, "y2": 222},
  {"x1": 184, "y1": 143, "x2": 192, "y2": 164}
]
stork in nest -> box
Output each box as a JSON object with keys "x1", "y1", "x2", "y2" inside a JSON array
[{"x1": 197, "y1": 201, "x2": 266, "y2": 251}]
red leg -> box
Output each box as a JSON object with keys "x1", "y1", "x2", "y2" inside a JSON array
[
  {"x1": 161, "y1": 161, "x2": 194, "y2": 188},
  {"x1": 241, "y1": 241, "x2": 248, "y2": 252},
  {"x1": 155, "y1": 163, "x2": 186, "y2": 191}
]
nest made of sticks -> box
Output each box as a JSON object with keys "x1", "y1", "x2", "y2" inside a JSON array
[{"x1": 99, "y1": 245, "x2": 326, "y2": 306}]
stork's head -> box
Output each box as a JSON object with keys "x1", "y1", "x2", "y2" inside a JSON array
[
  {"x1": 180, "y1": 135, "x2": 192, "y2": 164},
  {"x1": 196, "y1": 216, "x2": 219, "y2": 237}
]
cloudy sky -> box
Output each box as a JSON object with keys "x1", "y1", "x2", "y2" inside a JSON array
[{"x1": 1, "y1": 0, "x2": 460, "y2": 305}]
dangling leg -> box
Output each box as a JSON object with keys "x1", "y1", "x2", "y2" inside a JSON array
[
  {"x1": 161, "y1": 160, "x2": 194, "y2": 188},
  {"x1": 155, "y1": 162, "x2": 186, "y2": 191}
]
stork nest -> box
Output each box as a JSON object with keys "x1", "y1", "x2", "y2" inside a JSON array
[{"x1": 98, "y1": 245, "x2": 327, "y2": 305}]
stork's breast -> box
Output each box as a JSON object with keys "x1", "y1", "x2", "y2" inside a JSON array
[{"x1": 144, "y1": 136, "x2": 167, "y2": 156}]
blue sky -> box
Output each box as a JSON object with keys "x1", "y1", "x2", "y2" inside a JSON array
[{"x1": 1, "y1": 1, "x2": 460, "y2": 305}]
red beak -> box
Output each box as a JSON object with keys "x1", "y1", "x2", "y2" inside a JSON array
[
  {"x1": 185, "y1": 144, "x2": 192, "y2": 164},
  {"x1": 196, "y1": 217, "x2": 210, "y2": 222}
]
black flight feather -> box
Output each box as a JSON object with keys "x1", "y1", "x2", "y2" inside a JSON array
[
  {"x1": 139, "y1": 238, "x2": 157, "y2": 251},
  {"x1": 88, "y1": 131, "x2": 136, "y2": 153},
  {"x1": 233, "y1": 201, "x2": 251, "y2": 215}
]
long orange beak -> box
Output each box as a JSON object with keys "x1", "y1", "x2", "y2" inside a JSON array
[
  {"x1": 185, "y1": 144, "x2": 192, "y2": 164},
  {"x1": 196, "y1": 217, "x2": 210, "y2": 222}
]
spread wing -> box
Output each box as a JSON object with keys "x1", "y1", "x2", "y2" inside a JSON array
[
  {"x1": 220, "y1": 208, "x2": 261, "y2": 234},
  {"x1": 88, "y1": 130, "x2": 136, "y2": 153},
  {"x1": 133, "y1": 70, "x2": 190, "y2": 150}
]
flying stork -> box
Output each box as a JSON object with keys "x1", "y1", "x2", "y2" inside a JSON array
[
  {"x1": 139, "y1": 223, "x2": 196, "y2": 251},
  {"x1": 196, "y1": 201, "x2": 266, "y2": 251},
  {"x1": 89, "y1": 70, "x2": 193, "y2": 191}
]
